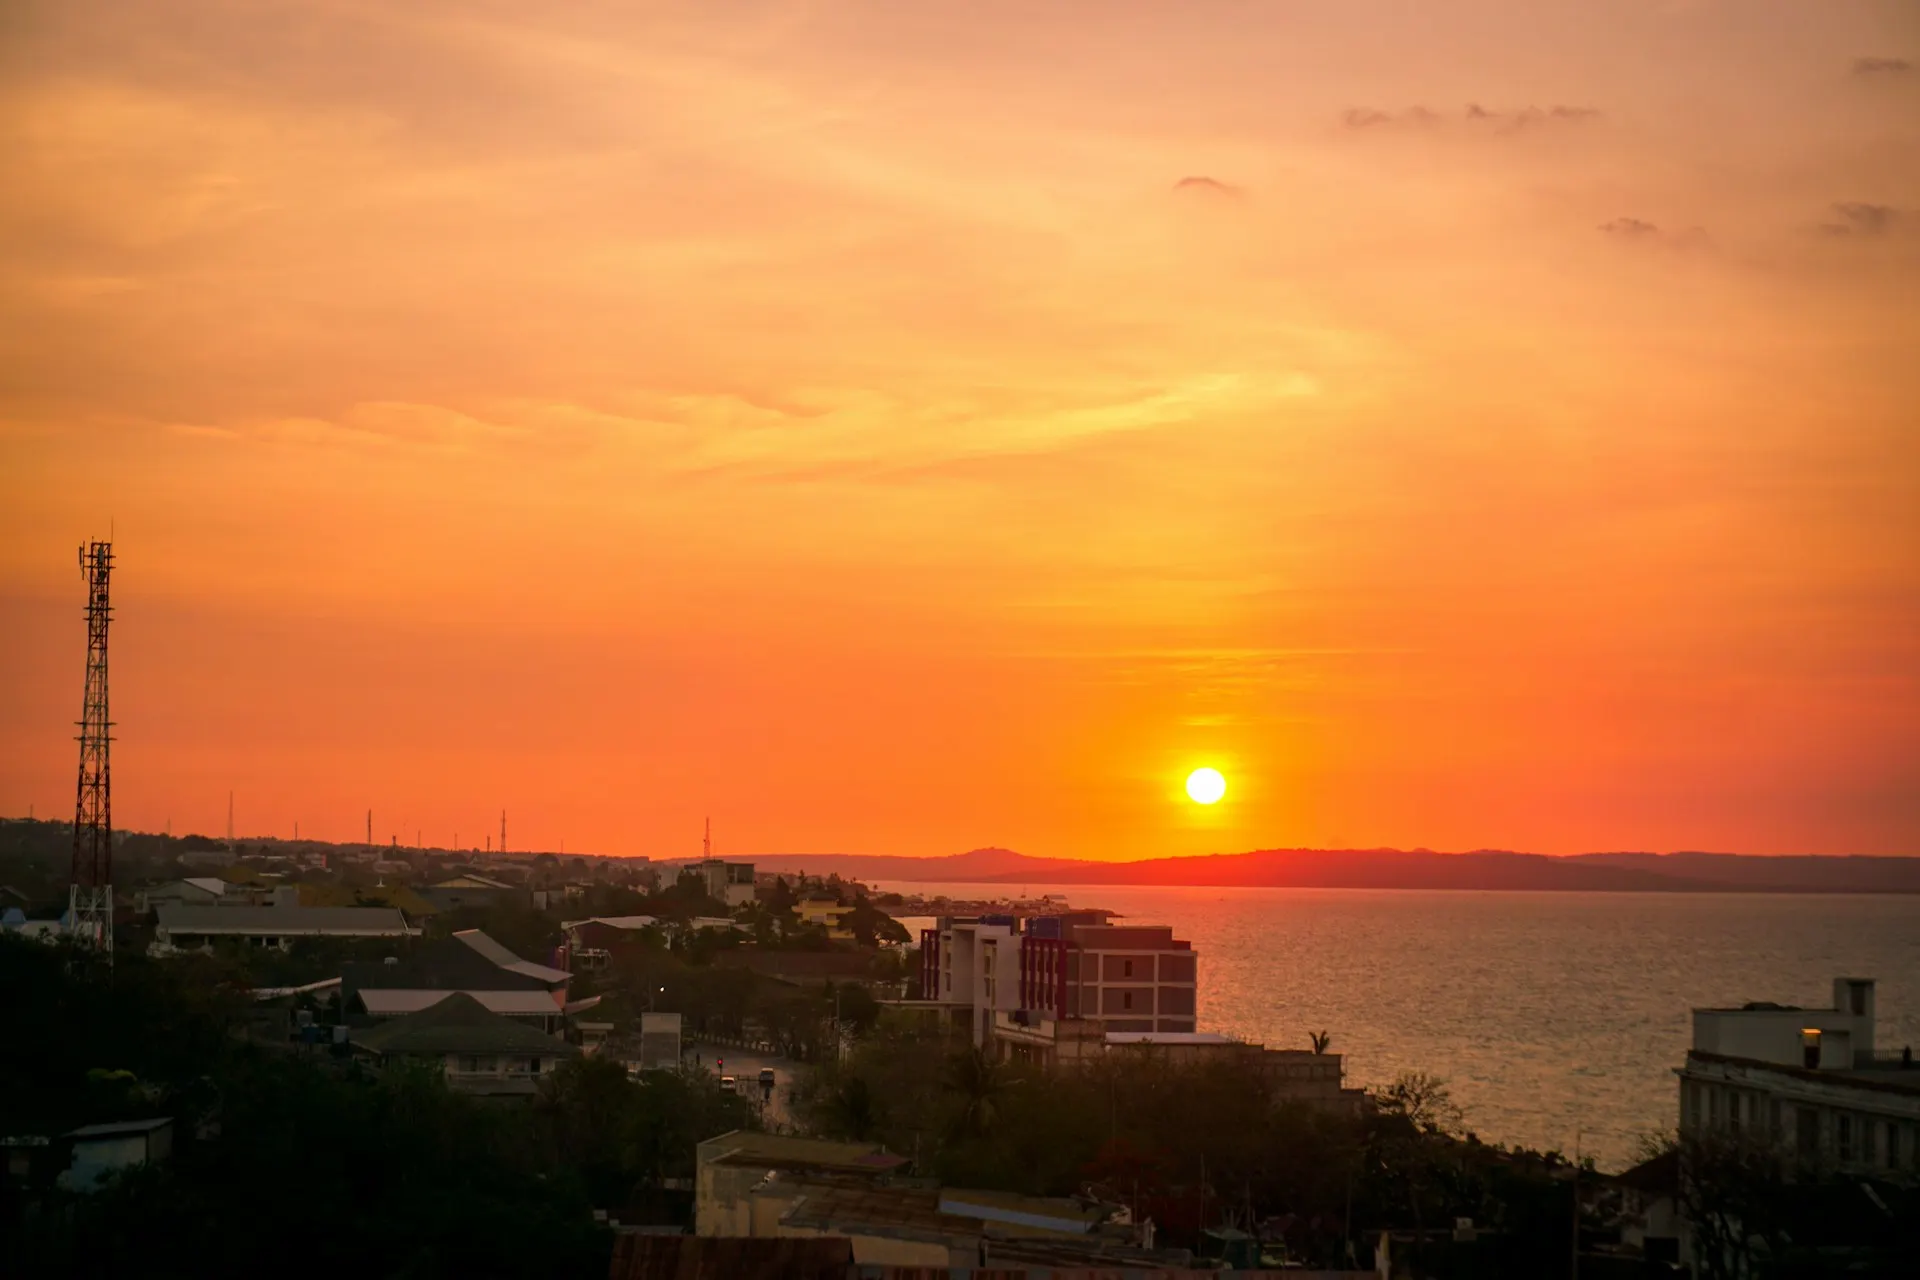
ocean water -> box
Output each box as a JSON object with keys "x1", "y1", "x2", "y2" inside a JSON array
[{"x1": 891, "y1": 885, "x2": 1920, "y2": 1169}]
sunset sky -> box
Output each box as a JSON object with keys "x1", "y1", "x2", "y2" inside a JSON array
[{"x1": 2, "y1": 1, "x2": 1917, "y2": 860}]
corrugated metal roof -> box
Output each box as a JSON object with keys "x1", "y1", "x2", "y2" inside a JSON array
[
  {"x1": 357, "y1": 988, "x2": 563, "y2": 1016},
  {"x1": 350, "y1": 992, "x2": 582, "y2": 1057},
  {"x1": 67, "y1": 1118, "x2": 173, "y2": 1138},
  {"x1": 156, "y1": 905, "x2": 413, "y2": 935},
  {"x1": 454, "y1": 929, "x2": 573, "y2": 983},
  {"x1": 608, "y1": 1235, "x2": 854, "y2": 1280}
]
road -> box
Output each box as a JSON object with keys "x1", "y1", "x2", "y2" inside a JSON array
[{"x1": 688, "y1": 1040, "x2": 800, "y2": 1129}]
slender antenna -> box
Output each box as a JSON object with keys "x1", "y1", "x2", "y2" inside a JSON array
[
  {"x1": 500, "y1": 809, "x2": 507, "y2": 855},
  {"x1": 704, "y1": 816, "x2": 712, "y2": 859}
]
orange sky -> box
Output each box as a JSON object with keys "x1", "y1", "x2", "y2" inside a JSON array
[{"x1": 3, "y1": 1, "x2": 1917, "y2": 859}]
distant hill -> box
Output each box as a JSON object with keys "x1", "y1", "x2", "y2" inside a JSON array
[
  {"x1": 747, "y1": 847, "x2": 1088, "y2": 884},
  {"x1": 751, "y1": 846, "x2": 1920, "y2": 894}
]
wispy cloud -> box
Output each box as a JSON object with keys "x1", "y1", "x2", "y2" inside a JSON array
[
  {"x1": 1343, "y1": 103, "x2": 1600, "y2": 132},
  {"x1": 1599, "y1": 217, "x2": 1661, "y2": 239},
  {"x1": 1172, "y1": 175, "x2": 1246, "y2": 199},
  {"x1": 1851, "y1": 57, "x2": 1913, "y2": 77},
  {"x1": 1817, "y1": 202, "x2": 1908, "y2": 237}
]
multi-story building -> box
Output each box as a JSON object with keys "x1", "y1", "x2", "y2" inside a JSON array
[
  {"x1": 919, "y1": 912, "x2": 1198, "y2": 1048},
  {"x1": 692, "y1": 858, "x2": 757, "y2": 909},
  {"x1": 1677, "y1": 976, "x2": 1920, "y2": 1175}
]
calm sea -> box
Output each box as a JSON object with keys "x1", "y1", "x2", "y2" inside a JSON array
[{"x1": 890, "y1": 885, "x2": 1920, "y2": 1170}]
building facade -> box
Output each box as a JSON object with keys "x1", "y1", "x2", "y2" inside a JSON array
[
  {"x1": 918, "y1": 912, "x2": 1199, "y2": 1048},
  {"x1": 1678, "y1": 977, "x2": 1920, "y2": 1176},
  {"x1": 692, "y1": 858, "x2": 757, "y2": 909}
]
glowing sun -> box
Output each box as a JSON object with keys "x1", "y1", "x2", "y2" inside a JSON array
[{"x1": 1185, "y1": 767, "x2": 1227, "y2": 805}]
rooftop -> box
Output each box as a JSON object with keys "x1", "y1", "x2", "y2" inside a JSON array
[
  {"x1": 454, "y1": 929, "x2": 573, "y2": 983},
  {"x1": 356, "y1": 988, "x2": 564, "y2": 1018},
  {"x1": 156, "y1": 905, "x2": 414, "y2": 936},
  {"x1": 698, "y1": 1130, "x2": 907, "y2": 1174},
  {"x1": 67, "y1": 1118, "x2": 173, "y2": 1139},
  {"x1": 352, "y1": 991, "x2": 582, "y2": 1058},
  {"x1": 1104, "y1": 1031, "x2": 1238, "y2": 1046}
]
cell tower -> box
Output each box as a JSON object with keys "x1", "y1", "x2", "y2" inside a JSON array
[{"x1": 69, "y1": 540, "x2": 115, "y2": 957}]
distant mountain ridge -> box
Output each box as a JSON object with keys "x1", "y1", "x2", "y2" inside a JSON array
[{"x1": 751, "y1": 846, "x2": 1920, "y2": 894}]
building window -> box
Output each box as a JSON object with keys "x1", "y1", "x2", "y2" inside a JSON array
[
  {"x1": 1122, "y1": 991, "x2": 1133, "y2": 1010},
  {"x1": 1837, "y1": 1114, "x2": 1853, "y2": 1162},
  {"x1": 529, "y1": 1057, "x2": 543, "y2": 1075},
  {"x1": 1728, "y1": 1093, "x2": 1741, "y2": 1135},
  {"x1": 1796, "y1": 1108, "x2": 1819, "y2": 1157},
  {"x1": 1769, "y1": 1098, "x2": 1782, "y2": 1140},
  {"x1": 1888, "y1": 1124, "x2": 1901, "y2": 1170},
  {"x1": 1801, "y1": 1028, "x2": 1822, "y2": 1070},
  {"x1": 1123, "y1": 959, "x2": 1134, "y2": 978},
  {"x1": 1862, "y1": 1117, "x2": 1876, "y2": 1164},
  {"x1": 1707, "y1": 1088, "x2": 1720, "y2": 1127}
]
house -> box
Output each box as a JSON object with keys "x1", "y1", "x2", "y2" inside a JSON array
[
  {"x1": 796, "y1": 896, "x2": 855, "y2": 940},
  {"x1": 561, "y1": 915, "x2": 661, "y2": 969},
  {"x1": 1678, "y1": 976, "x2": 1919, "y2": 1173},
  {"x1": 343, "y1": 928, "x2": 594, "y2": 1033},
  {"x1": 420, "y1": 873, "x2": 521, "y2": 914},
  {"x1": 151, "y1": 903, "x2": 416, "y2": 953},
  {"x1": 2, "y1": 907, "x2": 63, "y2": 942},
  {"x1": 348, "y1": 991, "x2": 579, "y2": 1096},
  {"x1": 697, "y1": 1131, "x2": 908, "y2": 1237},
  {"x1": 59, "y1": 1118, "x2": 173, "y2": 1191}
]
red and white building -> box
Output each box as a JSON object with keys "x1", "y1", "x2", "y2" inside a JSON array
[{"x1": 919, "y1": 912, "x2": 1199, "y2": 1049}]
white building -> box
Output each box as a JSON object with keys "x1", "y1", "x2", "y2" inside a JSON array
[
  {"x1": 691, "y1": 858, "x2": 757, "y2": 909},
  {"x1": 1679, "y1": 977, "x2": 1920, "y2": 1174},
  {"x1": 152, "y1": 904, "x2": 417, "y2": 953}
]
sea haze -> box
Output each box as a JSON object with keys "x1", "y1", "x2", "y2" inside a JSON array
[{"x1": 889, "y1": 884, "x2": 1920, "y2": 1170}]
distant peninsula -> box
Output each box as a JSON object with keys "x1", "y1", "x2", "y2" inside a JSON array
[{"x1": 747, "y1": 846, "x2": 1920, "y2": 894}]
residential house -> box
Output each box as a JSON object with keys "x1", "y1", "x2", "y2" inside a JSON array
[
  {"x1": 349, "y1": 991, "x2": 579, "y2": 1096},
  {"x1": 420, "y1": 873, "x2": 521, "y2": 914},
  {"x1": 797, "y1": 896, "x2": 855, "y2": 940},
  {"x1": 561, "y1": 915, "x2": 661, "y2": 970},
  {"x1": 343, "y1": 928, "x2": 594, "y2": 1033},
  {"x1": 696, "y1": 1131, "x2": 907, "y2": 1237},
  {"x1": 151, "y1": 904, "x2": 415, "y2": 954},
  {"x1": 59, "y1": 1119, "x2": 173, "y2": 1192}
]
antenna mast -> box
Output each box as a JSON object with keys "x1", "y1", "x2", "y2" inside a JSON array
[
  {"x1": 704, "y1": 816, "x2": 712, "y2": 859},
  {"x1": 69, "y1": 540, "x2": 115, "y2": 958},
  {"x1": 500, "y1": 809, "x2": 507, "y2": 855}
]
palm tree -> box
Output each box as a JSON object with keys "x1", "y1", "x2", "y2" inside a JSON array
[
  {"x1": 941, "y1": 1044, "x2": 1009, "y2": 1141},
  {"x1": 1309, "y1": 1030, "x2": 1333, "y2": 1055}
]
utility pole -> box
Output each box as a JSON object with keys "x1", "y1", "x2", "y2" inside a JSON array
[
  {"x1": 500, "y1": 809, "x2": 507, "y2": 855},
  {"x1": 366, "y1": 809, "x2": 372, "y2": 847},
  {"x1": 68, "y1": 539, "x2": 115, "y2": 959}
]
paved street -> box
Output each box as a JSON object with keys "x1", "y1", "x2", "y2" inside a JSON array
[{"x1": 687, "y1": 1040, "x2": 800, "y2": 1129}]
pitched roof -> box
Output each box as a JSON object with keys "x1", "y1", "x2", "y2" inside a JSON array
[
  {"x1": 350, "y1": 992, "x2": 582, "y2": 1057},
  {"x1": 67, "y1": 1118, "x2": 173, "y2": 1139},
  {"x1": 181, "y1": 877, "x2": 227, "y2": 896},
  {"x1": 356, "y1": 988, "x2": 563, "y2": 1017},
  {"x1": 156, "y1": 905, "x2": 413, "y2": 936},
  {"x1": 454, "y1": 929, "x2": 572, "y2": 984}
]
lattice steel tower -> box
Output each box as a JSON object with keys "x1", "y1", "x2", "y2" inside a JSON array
[{"x1": 70, "y1": 540, "x2": 115, "y2": 957}]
